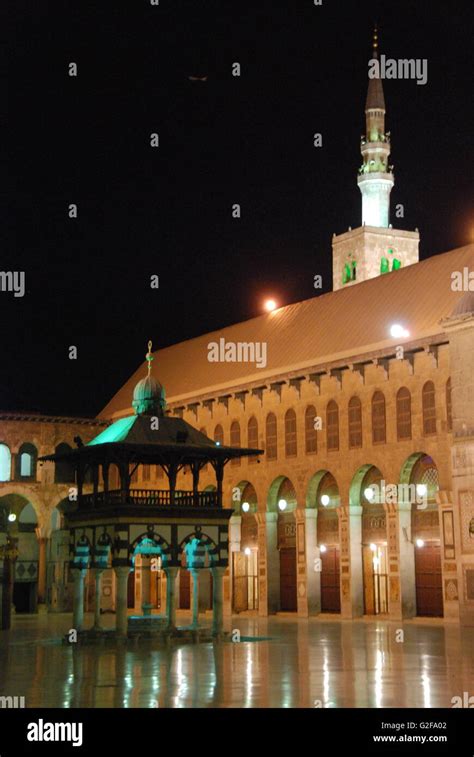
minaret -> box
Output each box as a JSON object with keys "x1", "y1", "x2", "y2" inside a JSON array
[
  {"x1": 331, "y1": 26, "x2": 419, "y2": 291},
  {"x1": 357, "y1": 25, "x2": 394, "y2": 228}
]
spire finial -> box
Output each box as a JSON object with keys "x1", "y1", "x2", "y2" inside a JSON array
[
  {"x1": 146, "y1": 340, "x2": 154, "y2": 377},
  {"x1": 373, "y1": 22, "x2": 379, "y2": 58}
]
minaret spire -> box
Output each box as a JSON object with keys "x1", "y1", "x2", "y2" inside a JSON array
[{"x1": 358, "y1": 25, "x2": 393, "y2": 227}]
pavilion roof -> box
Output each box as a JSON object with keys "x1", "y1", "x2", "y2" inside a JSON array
[{"x1": 39, "y1": 413, "x2": 262, "y2": 464}]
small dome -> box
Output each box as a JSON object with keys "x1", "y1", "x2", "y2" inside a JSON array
[
  {"x1": 451, "y1": 292, "x2": 474, "y2": 317},
  {"x1": 132, "y1": 375, "x2": 166, "y2": 416}
]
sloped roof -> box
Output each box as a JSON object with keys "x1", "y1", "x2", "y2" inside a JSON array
[
  {"x1": 101, "y1": 244, "x2": 474, "y2": 419},
  {"x1": 41, "y1": 414, "x2": 262, "y2": 463},
  {"x1": 366, "y1": 73, "x2": 385, "y2": 110}
]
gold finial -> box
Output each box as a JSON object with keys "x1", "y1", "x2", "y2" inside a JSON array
[{"x1": 146, "y1": 340, "x2": 154, "y2": 377}]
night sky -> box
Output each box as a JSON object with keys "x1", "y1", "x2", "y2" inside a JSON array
[{"x1": 4, "y1": 0, "x2": 473, "y2": 417}]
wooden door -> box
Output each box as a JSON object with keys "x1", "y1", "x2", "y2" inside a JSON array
[
  {"x1": 321, "y1": 546, "x2": 341, "y2": 612},
  {"x1": 415, "y1": 542, "x2": 443, "y2": 617},
  {"x1": 179, "y1": 568, "x2": 191, "y2": 610},
  {"x1": 279, "y1": 548, "x2": 297, "y2": 611},
  {"x1": 127, "y1": 570, "x2": 135, "y2": 609}
]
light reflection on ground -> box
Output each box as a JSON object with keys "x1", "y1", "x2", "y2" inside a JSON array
[{"x1": 0, "y1": 612, "x2": 472, "y2": 708}]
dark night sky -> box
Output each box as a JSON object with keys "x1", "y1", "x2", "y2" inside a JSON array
[{"x1": 4, "y1": 0, "x2": 473, "y2": 417}]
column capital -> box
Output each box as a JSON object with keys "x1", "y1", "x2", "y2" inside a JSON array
[{"x1": 303, "y1": 507, "x2": 318, "y2": 520}]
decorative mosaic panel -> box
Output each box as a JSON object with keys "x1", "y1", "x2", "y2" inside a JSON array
[{"x1": 460, "y1": 491, "x2": 474, "y2": 553}]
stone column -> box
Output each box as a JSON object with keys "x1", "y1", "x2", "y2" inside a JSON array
[
  {"x1": 211, "y1": 567, "x2": 227, "y2": 637},
  {"x1": 141, "y1": 558, "x2": 151, "y2": 611},
  {"x1": 190, "y1": 568, "x2": 199, "y2": 628},
  {"x1": 389, "y1": 501, "x2": 416, "y2": 619},
  {"x1": 256, "y1": 512, "x2": 279, "y2": 616},
  {"x1": 294, "y1": 509, "x2": 309, "y2": 617},
  {"x1": 164, "y1": 567, "x2": 178, "y2": 629},
  {"x1": 340, "y1": 505, "x2": 364, "y2": 618},
  {"x1": 37, "y1": 536, "x2": 49, "y2": 609},
  {"x1": 92, "y1": 568, "x2": 104, "y2": 630},
  {"x1": 228, "y1": 515, "x2": 241, "y2": 612},
  {"x1": 114, "y1": 566, "x2": 130, "y2": 636},
  {"x1": 305, "y1": 509, "x2": 321, "y2": 615},
  {"x1": 72, "y1": 568, "x2": 87, "y2": 632},
  {"x1": 438, "y1": 491, "x2": 460, "y2": 621}
]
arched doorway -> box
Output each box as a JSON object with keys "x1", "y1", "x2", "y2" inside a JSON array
[
  {"x1": 268, "y1": 476, "x2": 298, "y2": 612},
  {"x1": 0, "y1": 496, "x2": 40, "y2": 613},
  {"x1": 232, "y1": 482, "x2": 258, "y2": 613},
  {"x1": 310, "y1": 471, "x2": 341, "y2": 613},
  {"x1": 402, "y1": 453, "x2": 442, "y2": 617},
  {"x1": 351, "y1": 465, "x2": 388, "y2": 615},
  {"x1": 131, "y1": 535, "x2": 169, "y2": 614}
]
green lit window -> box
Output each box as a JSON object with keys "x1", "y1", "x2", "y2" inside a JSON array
[{"x1": 380, "y1": 257, "x2": 389, "y2": 274}]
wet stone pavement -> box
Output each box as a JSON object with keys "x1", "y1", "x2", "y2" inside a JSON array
[{"x1": 0, "y1": 612, "x2": 473, "y2": 708}]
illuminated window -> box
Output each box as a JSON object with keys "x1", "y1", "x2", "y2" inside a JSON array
[
  {"x1": 392, "y1": 259, "x2": 401, "y2": 270},
  {"x1": 396, "y1": 388, "x2": 412, "y2": 440},
  {"x1": 248, "y1": 417, "x2": 258, "y2": 464},
  {"x1": 380, "y1": 257, "x2": 389, "y2": 274},
  {"x1": 371, "y1": 391, "x2": 386, "y2": 444},
  {"x1": 305, "y1": 406, "x2": 317, "y2": 454},
  {"x1": 326, "y1": 401, "x2": 339, "y2": 451},
  {"x1": 285, "y1": 409, "x2": 297, "y2": 457},
  {"x1": 266, "y1": 413, "x2": 277, "y2": 460},
  {"x1": 17, "y1": 442, "x2": 37, "y2": 479},
  {"x1": 446, "y1": 379, "x2": 452, "y2": 431},
  {"x1": 422, "y1": 381, "x2": 437, "y2": 435},
  {"x1": 0, "y1": 444, "x2": 11, "y2": 482},
  {"x1": 348, "y1": 396, "x2": 362, "y2": 448}
]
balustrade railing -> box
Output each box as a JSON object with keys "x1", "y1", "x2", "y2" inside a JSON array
[{"x1": 80, "y1": 488, "x2": 219, "y2": 508}]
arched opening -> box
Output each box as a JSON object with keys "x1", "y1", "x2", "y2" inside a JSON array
[
  {"x1": 232, "y1": 481, "x2": 258, "y2": 613},
  {"x1": 54, "y1": 443, "x2": 76, "y2": 484},
  {"x1": 372, "y1": 391, "x2": 386, "y2": 444},
  {"x1": 16, "y1": 443, "x2": 38, "y2": 481},
  {"x1": 313, "y1": 471, "x2": 341, "y2": 613},
  {"x1": 351, "y1": 465, "x2": 388, "y2": 615},
  {"x1": 0, "y1": 495, "x2": 40, "y2": 613},
  {"x1": 0, "y1": 444, "x2": 12, "y2": 482},
  {"x1": 230, "y1": 421, "x2": 241, "y2": 466},
  {"x1": 326, "y1": 401, "x2": 339, "y2": 451},
  {"x1": 265, "y1": 412, "x2": 277, "y2": 460},
  {"x1": 396, "y1": 387, "x2": 412, "y2": 441},
  {"x1": 247, "y1": 417, "x2": 258, "y2": 465},
  {"x1": 284, "y1": 409, "x2": 297, "y2": 457},
  {"x1": 402, "y1": 453, "x2": 442, "y2": 617},
  {"x1": 305, "y1": 406, "x2": 318, "y2": 454},
  {"x1": 422, "y1": 381, "x2": 437, "y2": 436},
  {"x1": 348, "y1": 396, "x2": 362, "y2": 449},
  {"x1": 130, "y1": 535, "x2": 169, "y2": 614}
]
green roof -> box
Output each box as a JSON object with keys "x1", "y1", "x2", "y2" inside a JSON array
[{"x1": 88, "y1": 415, "x2": 137, "y2": 445}]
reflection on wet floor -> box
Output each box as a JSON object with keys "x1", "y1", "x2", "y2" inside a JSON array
[{"x1": 0, "y1": 612, "x2": 473, "y2": 708}]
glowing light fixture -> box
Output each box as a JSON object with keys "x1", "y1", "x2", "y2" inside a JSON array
[
  {"x1": 390, "y1": 323, "x2": 410, "y2": 338},
  {"x1": 278, "y1": 499, "x2": 287, "y2": 511},
  {"x1": 416, "y1": 539, "x2": 425, "y2": 548},
  {"x1": 320, "y1": 494, "x2": 330, "y2": 507},
  {"x1": 244, "y1": 547, "x2": 251, "y2": 556},
  {"x1": 264, "y1": 299, "x2": 277, "y2": 312},
  {"x1": 241, "y1": 502, "x2": 250, "y2": 513},
  {"x1": 215, "y1": 441, "x2": 221, "y2": 446},
  {"x1": 416, "y1": 483, "x2": 427, "y2": 497},
  {"x1": 369, "y1": 543, "x2": 377, "y2": 552},
  {"x1": 7, "y1": 513, "x2": 16, "y2": 522},
  {"x1": 320, "y1": 544, "x2": 327, "y2": 553},
  {"x1": 364, "y1": 486, "x2": 375, "y2": 502}
]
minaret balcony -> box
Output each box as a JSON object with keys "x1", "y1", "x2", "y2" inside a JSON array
[
  {"x1": 358, "y1": 170, "x2": 394, "y2": 185},
  {"x1": 360, "y1": 141, "x2": 390, "y2": 157},
  {"x1": 80, "y1": 488, "x2": 220, "y2": 509}
]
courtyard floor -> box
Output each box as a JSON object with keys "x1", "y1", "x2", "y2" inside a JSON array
[{"x1": 0, "y1": 612, "x2": 473, "y2": 708}]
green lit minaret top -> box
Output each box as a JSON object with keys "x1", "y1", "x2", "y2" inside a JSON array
[{"x1": 132, "y1": 340, "x2": 167, "y2": 416}]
